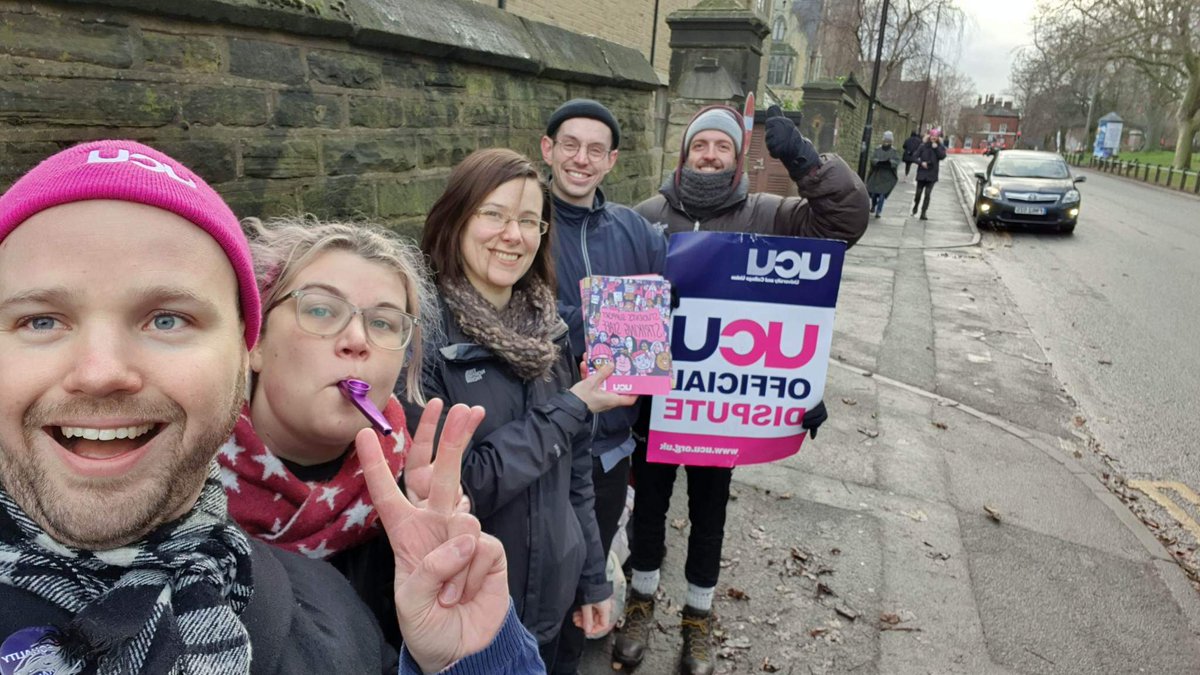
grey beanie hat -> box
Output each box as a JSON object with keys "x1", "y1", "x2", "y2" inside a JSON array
[
  {"x1": 883, "y1": 130, "x2": 895, "y2": 142},
  {"x1": 684, "y1": 108, "x2": 743, "y2": 156}
]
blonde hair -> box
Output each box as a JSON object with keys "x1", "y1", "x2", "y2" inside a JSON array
[{"x1": 242, "y1": 215, "x2": 436, "y2": 404}]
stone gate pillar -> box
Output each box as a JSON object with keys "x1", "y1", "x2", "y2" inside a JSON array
[{"x1": 661, "y1": 0, "x2": 768, "y2": 179}]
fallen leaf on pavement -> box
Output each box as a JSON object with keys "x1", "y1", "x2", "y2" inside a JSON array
[
  {"x1": 841, "y1": 397, "x2": 858, "y2": 406},
  {"x1": 790, "y1": 547, "x2": 810, "y2": 562},
  {"x1": 670, "y1": 518, "x2": 687, "y2": 530},
  {"x1": 809, "y1": 627, "x2": 830, "y2": 638},
  {"x1": 835, "y1": 605, "x2": 860, "y2": 621},
  {"x1": 776, "y1": 492, "x2": 793, "y2": 500},
  {"x1": 902, "y1": 509, "x2": 928, "y2": 522},
  {"x1": 983, "y1": 505, "x2": 1002, "y2": 523},
  {"x1": 1073, "y1": 415, "x2": 1086, "y2": 427},
  {"x1": 727, "y1": 587, "x2": 750, "y2": 601},
  {"x1": 1098, "y1": 359, "x2": 1112, "y2": 365},
  {"x1": 879, "y1": 612, "x2": 901, "y2": 625},
  {"x1": 723, "y1": 637, "x2": 752, "y2": 649},
  {"x1": 830, "y1": 547, "x2": 842, "y2": 555},
  {"x1": 761, "y1": 657, "x2": 781, "y2": 672},
  {"x1": 881, "y1": 625, "x2": 923, "y2": 632},
  {"x1": 857, "y1": 428, "x2": 880, "y2": 439},
  {"x1": 932, "y1": 421, "x2": 948, "y2": 430},
  {"x1": 816, "y1": 582, "x2": 836, "y2": 596}
]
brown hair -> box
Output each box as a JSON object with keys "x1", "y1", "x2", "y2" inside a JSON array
[
  {"x1": 421, "y1": 148, "x2": 555, "y2": 293},
  {"x1": 242, "y1": 216, "x2": 436, "y2": 404}
]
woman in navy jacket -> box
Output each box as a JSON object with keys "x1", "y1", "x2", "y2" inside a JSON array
[{"x1": 415, "y1": 148, "x2": 636, "y2": 670}]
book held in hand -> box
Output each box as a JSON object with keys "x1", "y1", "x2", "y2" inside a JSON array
[{"x1": 580, "y1": 275, "x2": 673, "y2": 395}]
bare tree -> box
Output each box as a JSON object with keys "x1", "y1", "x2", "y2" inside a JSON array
[{"x1": 1072, "y1": 0, "x2": 1198, "y2": 167}]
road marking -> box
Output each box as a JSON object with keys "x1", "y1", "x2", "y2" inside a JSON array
[{"x1": 1127, "y1": 480, "x2": 1200, "y2": 542}]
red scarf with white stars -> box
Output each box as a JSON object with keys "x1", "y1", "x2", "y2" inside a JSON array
[{"x1": 217, "y1": 399, "x2": 410, "y2": 560}]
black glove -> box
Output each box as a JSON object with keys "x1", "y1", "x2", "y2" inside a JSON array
[
  {"x1": 802, "y1": 401, "x2": 828, "y2": 440},
  {"x1": 765, "y1": 105, "x2": 821, "y2": 181}
]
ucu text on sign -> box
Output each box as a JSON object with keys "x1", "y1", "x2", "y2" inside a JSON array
[
  {"x1": 671, "y1": 315, "x2": 820, "y2": 369},
  {"x1": 86, "y1": 148, "x2": 198, "y2": 188},
  {"x1": 745, "y1": 248, "x2": 831, "y2": 280}
]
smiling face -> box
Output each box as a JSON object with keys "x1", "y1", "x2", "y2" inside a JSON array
[
  {"x1": 0, "y1": 200, "x2": 247, "y2": 549},
  {"x1": 541, "y1": 117, "x2": 617, "y2": 207},
  {"x1": 685, "y1": 129, "x2": 738, "y2": 173},
  {"x1": 249, "y1": 249, "x2": 409, "y2": 465},
  {"x1": 460, "y1": 177, "x2": 544, "y2": 310}
]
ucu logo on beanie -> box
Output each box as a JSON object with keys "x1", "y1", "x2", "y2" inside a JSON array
[{"x1": 86, "y1": 148, "x2": 198, "y2": 188}]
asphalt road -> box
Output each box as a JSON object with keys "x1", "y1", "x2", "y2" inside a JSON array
[{"x1": 952, "y1": 153, "x2": 1200, "y2": 489}]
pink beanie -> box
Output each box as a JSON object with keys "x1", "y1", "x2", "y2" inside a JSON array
[{"x1": 0, "y1": 140, "x2": 260, "y2": 348}]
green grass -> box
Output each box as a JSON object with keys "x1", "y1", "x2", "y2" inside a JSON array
[
  {"x1": 1112, "y1": 150, "x2": 1199, "y2": 170},
  {"x1": 1065, "y1": 151, "x2": 1200, "y2": 192}
]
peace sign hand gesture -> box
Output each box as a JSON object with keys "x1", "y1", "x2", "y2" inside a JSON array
[
  {"x1": 403, "y1": 398, "x2": 472, "y2": 514},
  {"x1": 357, "y1": 401, "x2": 510, "y2": 673}
]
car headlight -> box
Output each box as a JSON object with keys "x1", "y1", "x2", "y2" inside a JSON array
[
  {"x1": 983, "y1": 186, "x2": 1001, "y2": 198},
  {"x1": 1062, "y1": 189, "x2": 1080, "y2": 203}
]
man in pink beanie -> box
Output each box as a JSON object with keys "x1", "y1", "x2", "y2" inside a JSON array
[{"x1": 0, "y1": 140, "x2": 539, "y2": 675}]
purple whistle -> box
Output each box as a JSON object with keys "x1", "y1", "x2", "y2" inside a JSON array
[{"x1": 338, "y1": 378, "x2": 393, "y2": 436}]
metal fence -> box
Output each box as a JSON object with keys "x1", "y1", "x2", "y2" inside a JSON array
[{"x1": 1063, "y1": 152, "x2": 1200, "y2": 194}]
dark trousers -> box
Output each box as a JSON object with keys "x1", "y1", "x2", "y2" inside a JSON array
[
  {"x1": 628, "y1": 443, "x2": 733, "y2": 589},
  {"x1": 913, "y1": 180, "x2": 935, "y2": 215},
  {"x1": 552, "y1": 454, "x2": 632, "y2": 674},
  {"x1": 869, "y1": 192, "x2": 888, "y2": 215},
  {"x1": 904, "y1": 160, "x2": 914, "y2": 175}
]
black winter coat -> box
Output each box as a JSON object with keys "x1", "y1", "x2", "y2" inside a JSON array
[
  {"x1": 902, "y1": 133, "x2": 922, "y2": 162},
  {"x1": 0, "y1": 538, "x2": 396, "y2": 674},
  {"x1": 420, "y1": 305, "x2": 611, "y2": 644},
  {"x1": 914, "y1": 142, "x2": 948, "y2": 182},
  {"x1": 551, "y1": 188, "x2": 668, "y2": 456}
]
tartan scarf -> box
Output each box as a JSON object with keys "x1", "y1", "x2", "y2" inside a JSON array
[
  {"x1": 218, "y1": 398, "x2": 409, "y2": 560},
  {"x1": 0, "y1": 465, "x2": 254, "y2": 675}
]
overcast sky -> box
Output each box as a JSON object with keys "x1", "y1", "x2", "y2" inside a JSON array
[{"x1": 952, "y1": 0, "x2": 1038, "y2": 98}]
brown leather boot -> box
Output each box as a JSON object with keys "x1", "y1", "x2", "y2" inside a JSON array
[
  {"x1": 678, "y1": 606, "x2": 714, "y2": 675},
  {"x1": 612, "y1": 589, "x2": 655, "y2": 670}
]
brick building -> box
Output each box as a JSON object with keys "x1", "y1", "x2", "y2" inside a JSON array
[
  {"x1": 474, "y1": 0, "x2": 772, "y2": 77},
  {"x1": 959, "y1": 95, "x2": 1021, "y2": 150}
]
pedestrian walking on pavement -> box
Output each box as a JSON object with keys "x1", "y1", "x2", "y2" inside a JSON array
[
  {"x1": 912, "y1": 129, "x2": 947, "y2": 220},
  {"x1": 866, "y1": 130, "x2": 900, "y2": 218},
  {"x1": 902, "y1": 129, "x2": 921, "y2": 180},
  {"x1": 622, "y1": 104, "x2": 868, "y2": 675}
]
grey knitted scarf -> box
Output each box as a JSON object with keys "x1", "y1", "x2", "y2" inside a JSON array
[
  {"x1": 0, "y1": 464, "x2": 253, "y2": 675},
  {"x1": 677, "y1": 167, "x2": 737, "y2": 220},
  {"x1": 440, "y1": 277, "x2": 564, "y2": 381}
]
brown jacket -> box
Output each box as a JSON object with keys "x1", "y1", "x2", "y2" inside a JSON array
[{"x1": 634, "y1": 153, "x2": 869, "y2": 247}]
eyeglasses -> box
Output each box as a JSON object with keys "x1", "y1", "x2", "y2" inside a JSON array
[
  {"x1": 554, "y1": 139, "x2": 612, "y2": 163},
  {"x1": 266, "y1": 290, "x2": 416, "y2": 351},
  {"x1": 474, "y1": 208, "x2": 549, "y2": 236}
]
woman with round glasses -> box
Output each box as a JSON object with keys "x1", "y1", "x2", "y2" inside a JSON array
[
  {"x1": 218, "y1": 216, "x2": 437, "y2": 649},
  {"x1": 416, "y1": 147, "x2": 636, "y2": 669}
]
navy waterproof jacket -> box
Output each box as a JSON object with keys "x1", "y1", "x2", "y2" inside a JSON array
[
  {"x1": 419, "y1": 304, "x2": 611, "y2": 645},
  {"x1": 551, "y1": 187, "x2": 668, "y2": 456}
]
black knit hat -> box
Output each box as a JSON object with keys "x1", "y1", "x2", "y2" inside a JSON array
[{"x1": 545, "y1": 99, "x2": 620, "y2": 150}]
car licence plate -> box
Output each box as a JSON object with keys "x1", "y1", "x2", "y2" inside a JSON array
[{"x1": 1014, "y1": 205, "x2": 1046, "y2": 215}]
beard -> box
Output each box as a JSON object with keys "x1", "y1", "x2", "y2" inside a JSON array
[{"x1": 0, "y1": 368, "x2": 246, "y2": 550}]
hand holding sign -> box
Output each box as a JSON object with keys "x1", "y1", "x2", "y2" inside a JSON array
[{"x1": 765, "y1": 105, "x2": 821, "y2": 181}]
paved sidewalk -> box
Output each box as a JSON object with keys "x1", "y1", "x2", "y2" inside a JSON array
[{"x1": 578, "y1": 163, "x2": 1200, "y2": 674}]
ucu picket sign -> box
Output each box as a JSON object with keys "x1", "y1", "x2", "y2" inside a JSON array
[
  {"x1": 745, "y1": 248, "x2": 831, "y2": 281},
  {"x1": 648, "y1": 231, "x2": 847, "y2": 469},
  {"x1": 671, "y1": 315, "x2": 820, "y2": 368},
  {"x1": 87, "y1": 148, "x2": 198, "y2": 188}
]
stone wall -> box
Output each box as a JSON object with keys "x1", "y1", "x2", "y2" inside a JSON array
[
  {"x1": 0, "y1": 0, "x2": 661, "y2": 238},
  {"x1": 799, "y1": 76, "x2": 913, "y2": 166},
  {"x1": 473, "y1": 0, "x2": 768, "y2": 79}
]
